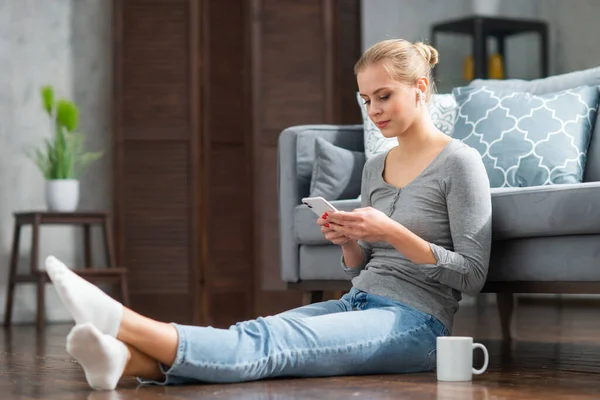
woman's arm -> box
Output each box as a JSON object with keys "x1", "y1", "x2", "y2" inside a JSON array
[
  {"x1": 340, "y1": 240, "x2": 367, "y2": 268},
  {"x1": 340, "y1": 158, "x2": 374, "y2": 277},
  {"x1": 383, "y1": 223, "x2": 437, "y2": 264},
  {"x1": 419, "y1": 148, "x2": 492, "y2": 296},
  {"x1": 330, "y1": 147, "x2": 492, "y2": 296}
]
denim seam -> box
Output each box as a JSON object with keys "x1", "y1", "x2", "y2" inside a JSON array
[
  {"x1": 160, "y1": 323, "x2": 189, "y2": 376},
  {"x1": 425, "y1": 348, "x2": 437, "y2": 371},
  {"x1": 181, "y1": 321, "x2": 432, "y2": 370}
]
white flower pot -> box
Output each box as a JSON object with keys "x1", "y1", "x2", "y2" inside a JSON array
[
  {"x1": 45, "y1": 179, "x2": 80, "y2": 212},
  {"x1": 472, "y1": 0, "x2": 500, "y2": 15}
]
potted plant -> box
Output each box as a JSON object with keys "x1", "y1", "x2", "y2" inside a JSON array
[{"x1": 31, "y1": 85, "x2": 103, "y2": 212}]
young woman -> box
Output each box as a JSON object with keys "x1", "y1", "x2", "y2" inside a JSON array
[{"x1": 48, "y1": 38, "x2": 491, "y2": 391}]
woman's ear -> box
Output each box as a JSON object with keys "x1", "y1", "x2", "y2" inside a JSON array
[{"x1": 416, "y1": 76, "x2": 429, "y2": 97}]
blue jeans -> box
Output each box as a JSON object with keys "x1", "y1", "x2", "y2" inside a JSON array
[{"x1": 138, "y1": 288, "x2": 449, "y2": 385}]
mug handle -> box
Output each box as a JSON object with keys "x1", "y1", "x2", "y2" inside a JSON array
[{"x1": 472, "y1": 343, "x2": 489, "y2": 375}]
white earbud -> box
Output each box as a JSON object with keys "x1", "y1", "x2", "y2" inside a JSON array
[{"x1": 418, "y1": 90, "x2": 424, "y2": 105}]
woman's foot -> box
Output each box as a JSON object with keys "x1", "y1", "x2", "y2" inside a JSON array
[
  {"x1": 67, "y1": 323, "x2": 129, "y2": 391},
  {"x1": 46, "y1": 255, "x2": 123, "y2": 337}
]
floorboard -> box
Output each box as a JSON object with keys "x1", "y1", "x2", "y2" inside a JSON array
[{"x1": 3, "y1": 297, "x2": 600, "y2": 399}]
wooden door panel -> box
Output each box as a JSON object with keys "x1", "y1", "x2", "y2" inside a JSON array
[{"x1": 114, "y1": 0, "x2": 198, "y2": 323}]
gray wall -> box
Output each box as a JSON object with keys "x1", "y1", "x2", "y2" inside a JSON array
[
  {"x1": 361, "y1": 0, "x2": 600, "y2": 92},
  {"x1": 540, "y1": 0, "x2": 600, "y2": 74},
  {"x1": 0, "y1": 0, "x2": 112, "y2": 324},
  {"x1": 362, "y1": 0, "x2": 472, "y2": 92}
]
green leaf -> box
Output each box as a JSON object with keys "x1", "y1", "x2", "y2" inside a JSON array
[
  {"x1": 75, "y1": 151, "x2": 103, "y2": 178},
  {"x1": 29, "y1": 86, "x2": 102, "y2": 180},
  {"x1": 26, "y1": 147, "x2": 51, "y2": 178},
  {"x1": 40, "y1": 85, "x2": 54, "y2": 115},
  {"x1": 56, "y1": 100, "x2": 79, "y2": 132},
  {"x1": 55, "y1": 122, "x2": 66, "y2": 178}
]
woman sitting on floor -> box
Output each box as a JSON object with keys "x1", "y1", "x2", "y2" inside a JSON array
[{"x1": 47, "y1": 38, "x2": 491, "y2": 390}]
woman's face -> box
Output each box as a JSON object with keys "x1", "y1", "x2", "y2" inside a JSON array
[{"x1": 357, "y1": 62, "x2": 420, "y2": 138}]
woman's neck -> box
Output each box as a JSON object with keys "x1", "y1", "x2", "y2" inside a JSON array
[{"x1": 395, "y1": 114, "x2": 446, "y2": 157}]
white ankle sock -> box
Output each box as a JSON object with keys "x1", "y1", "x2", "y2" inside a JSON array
[
  {"x1": 46, "y1": 255, "x2": 123, "y2": 337},
  {"x1": 67, "y1": 323, "x2": 129, "y2": 391}
]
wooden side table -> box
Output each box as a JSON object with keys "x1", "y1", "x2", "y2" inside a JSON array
[{"x1": 3, "y1": 211, "x2": 130, "y2": 329}]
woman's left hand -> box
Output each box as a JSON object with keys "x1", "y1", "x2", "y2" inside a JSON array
[{"x1": 327, "y1": 207, "x2": 396, "y2": 243}]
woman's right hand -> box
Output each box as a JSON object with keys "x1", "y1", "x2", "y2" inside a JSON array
[{"x1": 317, "y1": 212, "x2": 351, "y2": 245}]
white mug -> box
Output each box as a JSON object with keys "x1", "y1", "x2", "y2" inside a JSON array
[{"x1": 436, "y1": 336, "x2": 489, "y2": 381}]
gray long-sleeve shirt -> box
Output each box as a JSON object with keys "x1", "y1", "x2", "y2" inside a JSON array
[{"x1": 342, "y1": 138, "x2": 492, "y2": 332}]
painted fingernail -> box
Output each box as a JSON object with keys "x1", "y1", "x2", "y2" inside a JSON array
[
  {"x1": 325, "y1": 223, "x2": 330, "y2": 228},
  {"x1": 322, "y1": 213, "x2": 328, "y2": 219}
]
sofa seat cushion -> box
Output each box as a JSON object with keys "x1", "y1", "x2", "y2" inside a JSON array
[
  {"x1": 492, "y1": 182, "x2": 600, "y2": 240},
  {"x1": 488, "y1": 235, "x2": 600, "y2": 282},
  {"x1": 299, "y1": 245, "x2": 351, "y2": 280},
  {"x1": 295, "y1": 199, "x2": 361, "y2": 245},
  {"x1": 294, "y1": 182, "x2": 600, "y2": 245}
]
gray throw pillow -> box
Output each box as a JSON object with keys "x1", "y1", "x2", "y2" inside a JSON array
[
  {"x1": 310, "y1": 138, "x2": 366, "y2": 200},
  {"x1": 452, "y1": 85, "x2": 600, "y2": 188}
]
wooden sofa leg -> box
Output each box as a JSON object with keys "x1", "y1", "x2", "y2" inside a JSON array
[
  {"x1": 302, "y1": 291, "x2": 324, "y2": 305},
  {"x1": 497, "y1": 293, "x2": 515, "y2": 341}
]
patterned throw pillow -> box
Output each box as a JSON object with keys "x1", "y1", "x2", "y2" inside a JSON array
[
  {"x1": 429, "y1": 94, "x2": 458, "y2": 135},
  {"x1": 452, "y1": 85, "x2": 600, "y2": 188},
  {"x1": 357, "y1": 93, "x2": 457, "y2": 159}
]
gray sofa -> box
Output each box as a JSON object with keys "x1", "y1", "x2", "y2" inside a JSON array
[{"x1": 278, "y1": 67, "x2": 600, "y2": 340}]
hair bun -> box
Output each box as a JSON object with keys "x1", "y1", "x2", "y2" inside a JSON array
[{"x1": 414, "y1": 42, "x2": 439, "y2": 67}]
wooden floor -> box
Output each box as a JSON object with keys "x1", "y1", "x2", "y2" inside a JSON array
[{"x1": 3, "y1": 297, "x2": 600, "y2": 399}]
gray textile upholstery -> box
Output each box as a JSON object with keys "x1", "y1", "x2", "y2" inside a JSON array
[
  {"x1": 278, "y1": 125, "x2": 363, "y2": 282},
  {"x1": 309, "y1": 138, "x2": 365, "y2": 200},
  {"x1": 279, "y1": 67, "x2": 600, "y2": 292},
  {"x1": 294, "y1": 182, "x2": 600, "y2": 246},
  {"x1": 490, "y1": 182, "x2": 600, "y2": 240},
  {"x1": 299, "y1": 245, "x2": 349, "y2": 281},
  {"x1": 488, "y1": 235, "x2": 600, "y2": 281},
  {"x1": 293, "y1": 184, "x2": 600, "y2": 282}
]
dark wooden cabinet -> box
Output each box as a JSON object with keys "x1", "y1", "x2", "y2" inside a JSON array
[{"x1": 112, "y1": 0, "x2": 361, "y2": 327}]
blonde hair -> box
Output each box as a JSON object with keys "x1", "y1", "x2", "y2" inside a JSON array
[{"x1": 354, "y1": 39, "x2": 439, "y2": 101}]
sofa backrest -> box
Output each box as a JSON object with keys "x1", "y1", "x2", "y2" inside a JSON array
[{"x1": 470, "y1": 66, "x2": 600, "y2": 182}]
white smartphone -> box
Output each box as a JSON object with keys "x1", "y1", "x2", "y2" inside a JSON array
[{"x1": 301, "y1": 196, "x2": 338, "y2": 217}]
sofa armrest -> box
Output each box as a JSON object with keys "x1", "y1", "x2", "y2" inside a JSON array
[{"x1": 277, "y1": 124, "x2": 364, "y2": 283}]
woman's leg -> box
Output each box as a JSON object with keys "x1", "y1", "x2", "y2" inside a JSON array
[
  {"x1": 66, "y1": 323, "x2": 129, "y2": 390},
  {"x1": 46, "y1": 254, "x2": 355, "y2": 368},
  {"x1": 141, "y1": 289, "x2": 445, "y2": 384},
  {"x1": 123, "y1": 344, "x2": 163, "y2": 380},
  {"x1": 67, "y1": 322, "x2": 164, "y2": 389},
  {"x1": 115, "y1": 290, "x2": 356, "y2": 368},
  {"x1": 117, "y1": 308, "x2": 178, "y2": 366},
  {"x1": 47, "y1": 256, "x2": 446, "y2": 385},
  {"x1": 275, "y1": 289, "x2": 353, "y2": 319}
]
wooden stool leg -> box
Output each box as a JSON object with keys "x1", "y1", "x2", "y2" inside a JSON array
[
  {"x1": 102, "y1": 216, "x2": 116, "y2": 267},
  {"x1": 4, "y1": 221, "x2": 22, "y2": 327},
  {"x1": 497, "y1": 293, "x2": 515, "y2": 341},
  {"x1": 83, "y1": 223, "x2": 92, "y2": 268},
  {"x1": 30, "y1": 217, "x2": 44, "y2": 330},
  {"x1": 120, "y1": 273, "x2": 130, "y2": 307},
  {"x1": 302, "y1": 291, "x2": 324, "y2": 305},
  {"x1": 36, "y1": 273, "x2": 46, "y2": 330}
]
